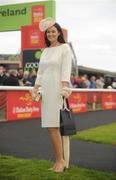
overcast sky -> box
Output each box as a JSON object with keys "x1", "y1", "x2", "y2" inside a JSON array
[{"x1": 0, "y1": 0, "x2": 116, "y2": 72}]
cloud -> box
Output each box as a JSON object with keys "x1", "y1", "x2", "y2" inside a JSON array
[
  {"x1": 56, "y1": 0, "x2": 116, "y2": 71},
  {"x1": 0, "y1": 31, "x2": 21, "y2": 54}
]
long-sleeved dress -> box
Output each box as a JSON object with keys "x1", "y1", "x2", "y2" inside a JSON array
[{"x1": 35, "y1": 43, "x2": 72, "y2": 127}]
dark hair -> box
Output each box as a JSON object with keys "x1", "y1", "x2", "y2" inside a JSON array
[
  {"x1": 0, "y1": 64, "x2": 6, "y2": 69},
  {"x1": 44, "y1": 23, "x2": 66, "y2": 47}
]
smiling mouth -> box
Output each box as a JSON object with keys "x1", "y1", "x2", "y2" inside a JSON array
[{"x1": 48, "y1": 36, "x2": 54, "y2": 38}]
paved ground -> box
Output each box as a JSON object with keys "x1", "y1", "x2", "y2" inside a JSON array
[{"x1": 0, "y1": 110, "x2": 116, "y2": 172}]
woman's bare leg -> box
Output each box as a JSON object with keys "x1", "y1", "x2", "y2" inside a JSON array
[{"x1": 48, "y1": 128, "x2": 65, "y2": 171}]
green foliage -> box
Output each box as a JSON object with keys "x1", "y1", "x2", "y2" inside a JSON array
[
  {"x1": 0, "y1": 155, "x2": 116, "y2": 180},
  {"x1": 72, "y1": 122, "x2": 116, "y2": 145}
]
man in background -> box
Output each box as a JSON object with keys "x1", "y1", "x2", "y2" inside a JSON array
[{"x1": 0, "y1": 65, "x2": 7, "y2": 85}]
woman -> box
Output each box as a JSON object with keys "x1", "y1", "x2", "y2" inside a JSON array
[{"x1": 32, "y1": 17, "x2": 72, "y2": 172}]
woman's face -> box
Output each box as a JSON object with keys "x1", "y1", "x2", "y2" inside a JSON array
[{"x1": 46, "y1": 26, "x2": 60, "y2": 45}]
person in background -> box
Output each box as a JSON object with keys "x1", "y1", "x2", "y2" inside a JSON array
[
  {"x1": 112, "y1": 77, "x2": 116, "y2": 89},
  {"x1": 96, "y1": 75, "x2": 104, "y2": 89},
  {"x1": 89, "y1": 76, "x2": 96, "y2": 88},
  {"x1": 70, "y1": 74, "x2": 75, "y2": 88},
  {"x1": 81, "y1": 74, "x2": 90, "y2": 88},
  {"x1": 29, "y1": 69, "x2": 37, "y2": 86},
  {"x1": 22, "y1": 71, "x2": 32, "y2": 86},
  {"x1": 72, "y1": 76, "x2": 83, "y2": 88},
  {"x1": 0, "y1": 65, "x2": 7, "y2": 85},
  {"x1": 103, "y1": 77, "x2": 112, "y2": 89},
  {"x1": 17, "y1": 68, "x2": 24, "y2": 80},
  {"x1": 3, "y1": 69, "x2": 19, "y2": 86},
  {"x1": 32, "y1": 17, "x2": 72, "y2": 172}
]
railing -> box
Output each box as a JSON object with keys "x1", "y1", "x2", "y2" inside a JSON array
[
  {"x1": 0, "y1": 86, "x2": 116, "y2": 121},
  {"x1": 0, "y1": 86, "x2": 116, "y2": 92}
]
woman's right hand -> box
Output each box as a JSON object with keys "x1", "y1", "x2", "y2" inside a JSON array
[{"x1": 30, "y1": 86, "x2": 42, "y2": 102}]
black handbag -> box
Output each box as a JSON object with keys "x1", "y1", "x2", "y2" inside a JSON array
[{"x1": 60, "y1": 97, "x2": 77, "y2": 136}]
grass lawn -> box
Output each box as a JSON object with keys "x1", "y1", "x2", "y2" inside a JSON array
[
  {"x1": 0, "y1": 155, "x2": 116, "y2": 180},
  {"x1": 72, "y1": 122, "x2": 116, "y2": 145}
]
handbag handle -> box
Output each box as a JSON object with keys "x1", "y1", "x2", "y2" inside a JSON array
[{"x1": 62, "y1": 96, "x2": 70, "y2": 109}]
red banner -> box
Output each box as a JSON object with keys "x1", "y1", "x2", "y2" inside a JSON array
[
  {"x1": 69, "y1": 92, "x2": 87, "y2": 113},
  {"x1": 87, "y1": 92, "x2": 102, "y2": 111},
  {"x1": 102, "y1": 92, "x2": 116, "y2": 110},
  {"x1": 32, "y1": 5, "x2": 45, "y2": 25},
  {"x1": 0, "y1": 91, "x2": 6, "y2": 109},
  {"x1": 0, "y1": 90, "x2": 115, "y2": 121},
  {"x1": 21, "y1": 25, "x2": 45, "y2": 49},
  {"x1": 7, "y1": 91, "x2": 41, "y2": 121},
  {"x1": 0, "y1": 91, "x2": 7, "y2": 121}
]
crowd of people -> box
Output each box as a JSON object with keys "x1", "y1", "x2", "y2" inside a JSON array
[
  {"x1": 71, "y1": 74, "x2": 116, "y2": 89},
  {"x1": 0, "y1": 65, "x2": 116, "y2": 89},
  {"x1": 0, "y1": 65, "x2": 36, "y2": 86}
]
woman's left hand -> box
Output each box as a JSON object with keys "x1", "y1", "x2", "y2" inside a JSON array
[{"x1": 61, "y1": 86, "x2": 72, "y2": 98}]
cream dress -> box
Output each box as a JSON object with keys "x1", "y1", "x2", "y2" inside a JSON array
[{"x1": 35, "y1": 43, "x2": 72, "y2": 127}]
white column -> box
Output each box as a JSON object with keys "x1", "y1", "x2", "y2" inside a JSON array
[{"x1": 62, "y1": 136, "x2": 70, "y2": 169}]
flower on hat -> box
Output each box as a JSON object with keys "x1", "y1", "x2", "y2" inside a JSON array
[{"x1": 39, "y1": 17, "x2": 55, "y2": 32}]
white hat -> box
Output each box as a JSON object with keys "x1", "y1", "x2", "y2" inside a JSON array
[{"x1": 39, "y1": 17, "x2": 55, "y2": 32}]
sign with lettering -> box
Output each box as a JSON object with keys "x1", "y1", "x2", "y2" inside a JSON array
[
  {"x1": 7, "y1": 91, "x2": 41, "y2": 121},
  {"x1": 0, "y1": 1, "x2": 55, "y2": 31}
]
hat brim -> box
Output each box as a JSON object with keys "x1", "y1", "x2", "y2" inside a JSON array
[{"x1": 39, "y1": 17, "x2": 55, "y2": 32}]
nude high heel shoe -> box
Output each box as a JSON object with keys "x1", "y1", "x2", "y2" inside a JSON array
[
  {"x1": 53, "y1": 162, "x2": 66, "y2": 173},
  {"x1": 48, "y1": 163, "x2": 56, "y2": 171}
]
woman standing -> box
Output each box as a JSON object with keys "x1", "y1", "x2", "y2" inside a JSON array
[{"x1": 32, "y1": 17, "x2": 72, "y2": 172}]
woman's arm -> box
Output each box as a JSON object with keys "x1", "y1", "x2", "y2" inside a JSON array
[{"x1": 61, "y1": 44, "x2": 72, "y2": 98}]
